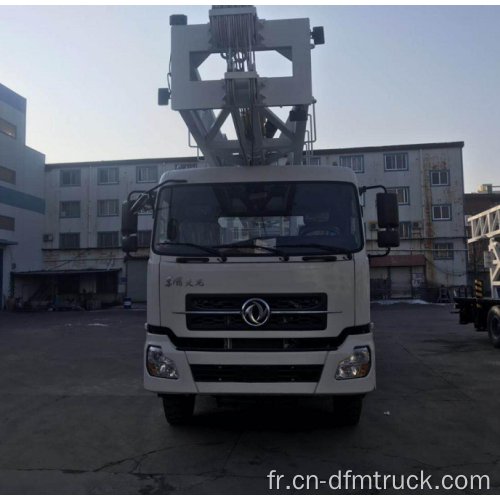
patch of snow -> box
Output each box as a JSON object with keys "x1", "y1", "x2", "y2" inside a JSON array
[
  {"x1": 87, "y1": 323, "x2": 110, "y2": 327},
  {"x1": 384, "y1": 411, "x2": 391, "y2": 416}
]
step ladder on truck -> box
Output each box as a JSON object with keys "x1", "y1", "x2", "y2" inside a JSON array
[
  {"x1": 120, "y1": 6, "x2": 401, "y2": 425},
  {"x1": 454, "y1": 204, "x2": 500, "y2": 348}
]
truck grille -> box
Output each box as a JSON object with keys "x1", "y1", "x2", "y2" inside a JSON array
[
  {"x1": 190, "y1": 364, "x2": 323, "y2": 383},
  {"x1": 185, "y1": 294, "x2": 328, "y2": 331}
]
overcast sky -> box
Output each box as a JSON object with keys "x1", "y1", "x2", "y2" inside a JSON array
[{"x1": 1, "y1": 5, "x2": 499, "y2": 192}]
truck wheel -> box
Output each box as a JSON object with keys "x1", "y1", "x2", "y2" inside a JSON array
[
  {"x1": 487, "y1": 306, "x2": 500, "y2": 349},
  {"x1": 332, "y1": 395, "x2": 363, "y2": 426},
  {"x1": 161, "y1": 395, "x2": 195, "y2": 425}
]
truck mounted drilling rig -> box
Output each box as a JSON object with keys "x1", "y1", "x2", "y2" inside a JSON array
[
  {"x1": 454, "y1": 204, "x2": 500, "y2": 348},
  {"x1": 121, "y1": 6, "x2": 400, "y2": 425}
]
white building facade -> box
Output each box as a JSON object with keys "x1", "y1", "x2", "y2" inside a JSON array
[
  {"x1": 306, "y1": 142, "x2": 467, "y2": 299},
  {"x1": 38, "y1": 141, "x2": 466, "y2": 305},
  {"x1": 0, "y1": 83, "x2": 45, "y2": 308},
  {"x1": 41, "y1": 158, "x2": 202, "y2": 304}
]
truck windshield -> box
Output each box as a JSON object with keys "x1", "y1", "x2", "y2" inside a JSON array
[{"x1": 153, "y1": 182, "x2": 363, "y2": 257}]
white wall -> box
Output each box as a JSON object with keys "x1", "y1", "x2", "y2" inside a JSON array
[
  {"x1": 305, "y1": 146, "x2": 467, "y2": 288},
  {"x1": 0, "y1": 92, "x2": 45, "y2": 306}
]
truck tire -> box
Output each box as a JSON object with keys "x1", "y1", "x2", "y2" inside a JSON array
[
  {"x1": 487, "y1": 306, "x2": 500, "y2": 349},
  {"x1": 332, "y1": 395, "x2": 363, "y2": 426},
  {"x1": 161, "y1": 395, "x2": 196, "y2": 425}
]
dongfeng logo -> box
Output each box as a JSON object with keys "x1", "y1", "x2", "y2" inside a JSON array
[{"x1": 241, "y1": 298, "x2": 271, "y2": 327}]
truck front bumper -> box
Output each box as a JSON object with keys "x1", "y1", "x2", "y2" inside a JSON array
[{"x1": 144, "y1": 332, "x2": 376, "y2": 396}]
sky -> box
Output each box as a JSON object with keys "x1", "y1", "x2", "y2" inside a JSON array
[{"x1": 1, "y1": 5, "x2": 499, "y2": 192}]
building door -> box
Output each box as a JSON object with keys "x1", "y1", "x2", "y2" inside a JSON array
[
  {"x1": 390, "y1": 267, "x2": 412, "y2": 299},
  {"x1": 0, "y1": 248, "x2": 3, "y2": 309},
  {"x1": 127, "y1": 259, "x2": 148, "y2": 302}
]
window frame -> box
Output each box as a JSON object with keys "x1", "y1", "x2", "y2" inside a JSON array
[
  {"x1": 430, "y1": 170, "x2": 450, "y2": 187},
  {"x1": 175, "y1": 163, "x2": 197, "y2": 171},
  {"x1": 0, "y1": 214, "x2": 15, "y2": 231},
  {"x1": 384, "y1": 152, "x2": 409, "y2": 172},
  {"x1": 0, "y1": 164, "x2": 16, "y2": 184},
  {"x1": 97, "y1": 231, "x2": 120, "y2": 249},
  {"x1": 98, "y1": 167, "x2": 119, "y2": 185},
  {"x1": 136, "y1": 165, "x2": 158, "y2": 184},
  {"x1": 59, "y1": 201, "x2": 81, "y2": 219},
  {"x1": 59, "y1": 232, "x2": 80, "y2": 249},
  {"x1": 340, "y1": 155, "x2": 364, "y2": 173},
  {"x1": 388, "y1": 186, "x2": 410, "y2": 205},
  {"x1": 0, "y1": 117, "x2": 17, "y2": 139},
  {"x1": 60, "y1": 169, "x2": 81, "y2": 187},
  {"x1": 398, "y1": 221, "x2": 412, "y2": 239},
  {"x1": 97, "y1": 199, "x2": 119, "y2": 217},
  {"x1": 433, "y1": 242, "x2": 454, "y2": 260},
  {"x1": 431, "y1": 204, "x2": 452, "y2": 221},
  {"x1": 302, "y1": 157, "x2": 322, "y2": 166}
]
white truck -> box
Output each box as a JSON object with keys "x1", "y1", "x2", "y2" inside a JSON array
[
  {"x1": 454, "y1": 204, "x2": 500, "y2": 348},
  {"x1": 121, "y1": 6, "x2": 400, "y2": 425}
]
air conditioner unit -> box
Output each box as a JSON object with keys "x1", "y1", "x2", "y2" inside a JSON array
[
  {"x1": 369, "y1": 221, "x2": 378, "y2": 231},
  {"x1": 43, "y1": 234, "x2": 53, "y2": 242},
  {"x1": 412, "y1": 221, "x2": 423, "y2": 230}
]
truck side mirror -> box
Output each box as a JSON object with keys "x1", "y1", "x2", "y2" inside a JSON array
[
  {"x1": 377, "y1": 230, "x2": 400, "y2": 248},
  {"x1": 121, "y1": 200, "x2": 138, "y2": 236},
  {"x1": 376, "y1": 192, "x2": 399, "y2": 229},
  {"x1": 122, "y1": 234, "x2": 138, "y2": 253},
  {"x1": 121, "y1": 201, "x2": 138, "y2": 253}
]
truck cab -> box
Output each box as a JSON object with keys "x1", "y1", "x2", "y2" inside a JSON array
[{"x1": 122, "y1": 164, "x2": 399, "y2": 425}]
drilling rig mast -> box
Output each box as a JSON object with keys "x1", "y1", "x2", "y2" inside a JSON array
[{"x1": 159, "y1": 6, "x2": 324, "y2": 167}]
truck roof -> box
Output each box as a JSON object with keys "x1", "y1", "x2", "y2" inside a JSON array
[{"x1": 160, "y1": 165, "x2": 358, "y2": 186}]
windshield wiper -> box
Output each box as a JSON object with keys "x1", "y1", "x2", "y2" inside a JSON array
[
  {"x1": 159, "y1": 242, "x2": 227, "y2": 262},
  {"x1": 277, "y1": 244, "x2": 353, "y2": 257},
  {"x1": 214, "y1": 244, "x2": 290, "y2": 262}
]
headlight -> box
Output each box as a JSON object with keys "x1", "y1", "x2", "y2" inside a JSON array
[
  {"x1": 146, "y1": 346, "x2": 179, "y2": 379},
  {"x1": 335, "y1": 346, "x2": 371, "y2": 380}
]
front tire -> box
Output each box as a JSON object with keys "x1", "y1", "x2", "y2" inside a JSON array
[
  {"x1": 161, "y1": 395, "x2": 195, "y2": 425},
  {"x1": 332, "y1": 395, "x2": 363, "y2": 426},
  {"x1": 487, "y1": 306, "x2": 500, "y2": 349}
]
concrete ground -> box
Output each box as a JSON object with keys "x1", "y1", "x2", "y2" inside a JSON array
[{"x1": 0, "y1": 304, "x2": 499, "y2": 494}]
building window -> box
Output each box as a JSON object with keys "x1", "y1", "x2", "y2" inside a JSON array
[
  {"x1": 137, "y1": 165, "x2": 158, "y2": 183},
  {"x1": 432, "y1": 204, "x2": 452, "y2": 221},
  {"x1": 60, "y1": 169, "x2": 81, "y2": 187},
  {"x1": 98, "y1": 199, "x2": 119, "y2": 217},
  {"x1": 60, "y1": 201, "x2": 81, "y2": 218},
  {"x1": 0, "y1": 117, "x2": 17, "y2": 139},
  {"x1": 302, "y1": 157, "x2": 321, "y2": 166},
  {"x1": 384, "y1": 153, "x2": 408, "y2": 171},
  {"x1": 0, "y1": 164, "x2": 16, "y2": 184},
  {"x1": 433, "y1": 242, "x2": 454, "y2": 260},
  {"x1": 0, "y1": 214, "x2": 15, "y2": 231},
  {"x1": 398, "y1": 221, "x2": 411, "y2": 239},
  {"x1": 175, "y1": 163, "x2": 197, "y2": 170},
  {"x1": 388, "y1": 187, "x2": 409, "y2": 204},
  {"x1": 430, "y1": 170, "x2": 450, "y2": 186},
  {"x1": 340, "y1": 155, "x2": 364, "y2": 173},
  {"x1": 138, "y1": 230, "x2": 152, "y2": 247},
  {"x1": 96, "y1": 273, "x2": 118, "y2": 294},
  {"x1": 59, "y1": 233, "x2": 80, "y2": 249},
  {"x1": 98, "y1": 167, "x2": 119, "y2": 185},
  {"x1": 97, "y1": 231, "x2": 119, "y2": 248}
]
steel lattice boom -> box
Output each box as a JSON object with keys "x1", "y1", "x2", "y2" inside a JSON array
[{"x1": 161, "y1": 6, "x2": 324, "y2": 167}]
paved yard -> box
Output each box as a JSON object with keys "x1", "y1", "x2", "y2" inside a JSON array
[{"x1": 0, "y1": 304, "x2": 499, "y2": 494}]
